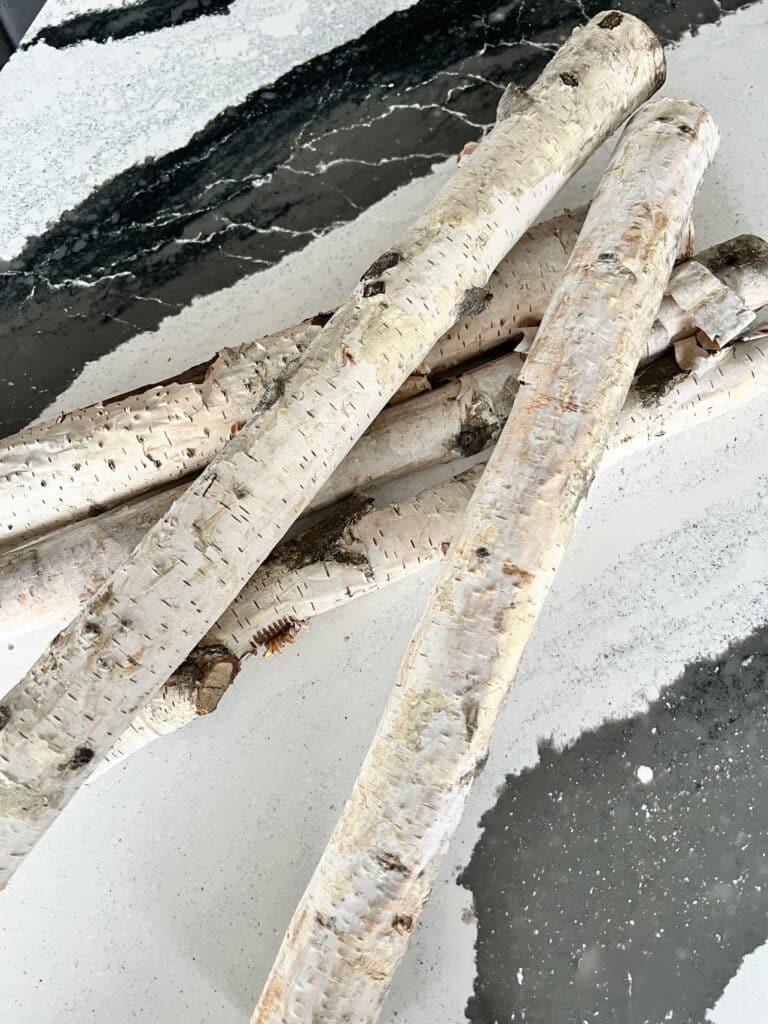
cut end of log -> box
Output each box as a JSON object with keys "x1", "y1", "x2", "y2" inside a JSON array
[{"x1": 170, "y1": 644, "x2": 241, "y2": 716}]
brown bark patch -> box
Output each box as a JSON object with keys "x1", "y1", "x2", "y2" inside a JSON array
[
  {"x1": 598, "y1": 11, "x2": 623, "y2": 29},
  {"x1": 376, "y1": 851, "x2": 409, "y2": 874},
  {"x1": 502, "y1": 563, "x2": 534, "y2": 583},
  {"x1": 392, "y1": 914, "x2": 414, "y2": 934}
]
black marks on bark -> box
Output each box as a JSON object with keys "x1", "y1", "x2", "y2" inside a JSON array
[
  {"x1": 253, "y1": 375, "x2": 287, "y2": 416},
  {"x1": 559, "y1": 72, "x2": 579, "y2": 87},
  {"x1": 376, "y1": 851, "x2": 409, "y2": 874},
  {"x1": 64, "y1": 746, "x2": 95, "y2": 771},
  {"x1": 462, "y1": 697, "x2": 480, "y2": 742},
  {"x1": 276, "y1": 493, "x2": 376, "y2": 579},
  {"x1": 475, "y1": 546, "x2": 490, "y2": 559},
  {"x1": 456, "y1": 421, "x2": 492, "y2": 458},
  {"x1": 0, "y1": 706, "x2": 10, "y2": 731},
  {"x1": 457, "y1": 287, "x2": 493, "y2": 319},
  {"x1": 362, "y1": 280, "x2": 386, "y2": 299},
  {"x1": 361, "y1": 251, "x2": 402, "y2": 280},
  {"x1": 83, "y1": 620, "x2": 102, "y2": 636},
  {"x1": 598, "y1": 11, "x2": 623, "y2": 29},
  {"x1": 310, "y1": 310, "x2": 335, "y2": 327}
]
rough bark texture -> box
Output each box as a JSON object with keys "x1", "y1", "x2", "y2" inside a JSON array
[
  {"x1": 3, "y1": 232, "x2": 766, "y2": 638},
  {"x1": 252, "y1": 96, "x2": 718, "y2": 1023},
  {"x1": 0, "y1": 12, "x2": 666, "y2": 888}
]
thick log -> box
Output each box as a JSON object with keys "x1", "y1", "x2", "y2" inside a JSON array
[
  {"x1": 252, "y1": 96, "x2": 718, "y2": 1023},
  {"x1": 0, "y1": 11, "x2": 666, "y2": 888}
]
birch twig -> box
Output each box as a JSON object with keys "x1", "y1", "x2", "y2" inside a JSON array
[
  {"x1": 252, "y1": 96, "x2": 719, "y2": 1023},
  {"x1": 0, "y1": 11, "x2": 666, "y2": 888}
]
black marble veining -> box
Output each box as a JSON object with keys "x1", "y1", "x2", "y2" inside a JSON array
[
  {"x1": 23, "y1": 0, "x2": 233, "y2": 50},
  {"x1": 460, "y1": 626, "x2": 768, "y2": 1023}
]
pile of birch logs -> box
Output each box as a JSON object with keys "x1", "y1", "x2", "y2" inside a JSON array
[{"x1": 1, "y1": 10, "x2": 767, "y2": 1021}]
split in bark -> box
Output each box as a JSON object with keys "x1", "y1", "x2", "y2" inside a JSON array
[
  {"x1": 251, "y1": 95, "x2": 719, "y2": 1023},
  {"x1": 0, "y1": 10, "x2": 666, "y2": 888}
]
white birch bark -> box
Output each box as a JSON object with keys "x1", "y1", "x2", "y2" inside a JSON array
[
  {"x1": 251, "y1": 96, "x2": 719, "y2": 1023},
  {"x1": 3, "y1": 237, "x2": 766, "y2": 640},
  {"x1": 0, "y1": 11, "x2": 666, "y2": 888}
]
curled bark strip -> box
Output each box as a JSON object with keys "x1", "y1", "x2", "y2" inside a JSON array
[
  {"x1": 0, "y1": 12, "x2": 666, "y2": 888},
  {"x1": 252, "y1": 97, "x2": 718, "y2": 1023},
  {"x1": 3, "y1": 235, "x2": 766, "y2": 640}
]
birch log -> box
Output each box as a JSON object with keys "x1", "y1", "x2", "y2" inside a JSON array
[
  {"x1": 97, "y1": 327, "x2": 768, "y2": 769},
  {"x1": 252, "y1": 97, "x2": 719, "y2": 1023},
  {"x1": 3, "y1": 230, "x2": 767, "y2": 639},
  {"x1": 0, "y1": 12, "x2": 666, "y2": 888}
]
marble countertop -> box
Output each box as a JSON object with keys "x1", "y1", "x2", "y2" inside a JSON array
[{"x1": 1, "y1": 1, "x2": 768, "y2": 1021}]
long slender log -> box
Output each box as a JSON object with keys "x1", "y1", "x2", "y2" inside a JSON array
[
  {"x1": 3, "y1": 231, "x2": 767, "y2": 640},
  {"x1": 94, "y1": 327, "x2": 768, "y2": 771},
  {"x1": 252, "y1": 96, "x2": 718, "y2": 1023},
  {"x1": 0, "y1": 12, "x2": 666, "y2": 888}
]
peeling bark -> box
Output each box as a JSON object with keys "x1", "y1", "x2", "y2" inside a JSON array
[
  {"x1": 0, "y1": 12, "x2": 666, "y2": 888},
  {"x1": 252, "y1": 96, "x2": 718, "y2": 1023}
]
